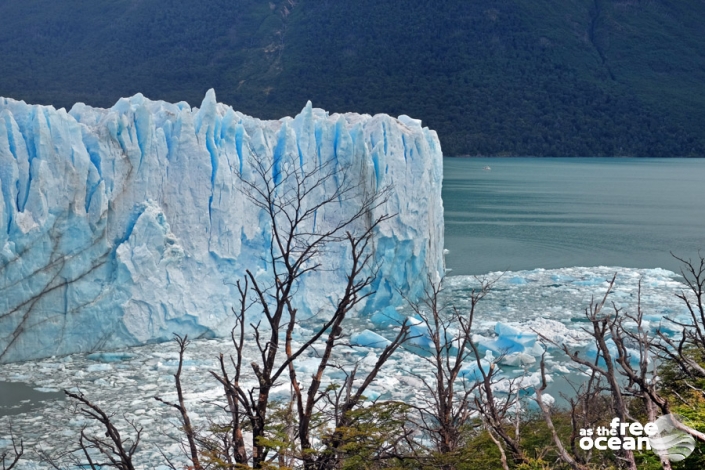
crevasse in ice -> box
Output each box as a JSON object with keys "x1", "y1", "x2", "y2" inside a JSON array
[{"x1": 0, "y1": 90, "x2": 444, "y2": 363}]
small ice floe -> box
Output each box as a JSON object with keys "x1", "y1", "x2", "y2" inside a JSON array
[
  {"x1": 370, "y1": 306, "x2": 406, "y2": 327},
  {"x1": 521, "y1": 318, "x2": 592, "y2": 348},
  {"x1": 500, "y1": 352, "x2": 536, "y2": 367},
  {"x1": 474, "y1": 334, "x2": 525, "y2": 355},
  {"x1": 472, "y1": 322, "x2": 542, "y2": 359},
  {"x1": 295, "y1": 357, "x2": 322, "y2": 375},
  {"x1": 350, "y1": 330, "x2": 392, "y2": 348},
  {"x1": 86, "y1": 352, "x2": 136, "y2": 362},
  {"x1": 492, "y1": 370, "x2": 549, "y2": 396},
  {"x1": 584, "y1": 341, "x2": 643, "y2": 368},
  {"x1": 530, "y1": 392, "x2": 555, "y2": 408},
  {"x1": 86, "y1": 363, "x2": 113, "y2": 372},
  {"x1": 460, "y1": 351, "x2": 499, "y2": 382}
]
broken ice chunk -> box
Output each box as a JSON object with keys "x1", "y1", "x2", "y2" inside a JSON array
[
  {"x1": 500, "y1": 352, "x2": 536, "y2": 366},
  {"x1": 350, "y1": 330, "x2": 392, "y2": 348},
  {"x1": 370, "y1": 306, "x2": 406, "y2": 327},
  {"x1": 475, "y1": 335, "x2": 525, "y2": 355},
  {"x1": 460, "y1": 351, "x2": 499, "y2": 382},
  {"x1": 86, "y1": 352, "x2": 136, "y2": 362},
  {"x1": 494, "y1": 322, "x2": 537, "y2": 347}
]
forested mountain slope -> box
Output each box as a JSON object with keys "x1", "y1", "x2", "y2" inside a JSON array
[{"x1": 1, "y1": 0, "x2": 704, "y2": 156}]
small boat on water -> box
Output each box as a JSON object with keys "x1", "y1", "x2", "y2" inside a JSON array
[{"x1": 483, "y1": 166, "x2": 491, "y2": 171}]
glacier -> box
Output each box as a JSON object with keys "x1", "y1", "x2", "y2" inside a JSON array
[{"x1": 0, "y1": 90, "x2": 445, "y2": 363}]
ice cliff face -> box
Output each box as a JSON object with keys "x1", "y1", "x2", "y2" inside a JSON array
[{"x1": 0, "y1": 90, "x2": 444, "y2": 363}]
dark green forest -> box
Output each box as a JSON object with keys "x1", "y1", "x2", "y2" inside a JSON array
[{"x1": 1, "y1": 0, "x2": 704, "y2": 156}]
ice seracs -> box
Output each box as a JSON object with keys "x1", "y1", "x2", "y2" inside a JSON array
[{"x1": 0, "y1": 90, "x2": 445, "y2": 363}]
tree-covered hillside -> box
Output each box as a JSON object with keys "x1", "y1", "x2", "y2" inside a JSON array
[{"x1": 1, "y1": 0, "x2": 704, "y2": 156}]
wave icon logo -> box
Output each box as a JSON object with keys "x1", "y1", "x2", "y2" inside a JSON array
[{"x1": 649, "y1": 414, "x2": 696, "y2": 462}]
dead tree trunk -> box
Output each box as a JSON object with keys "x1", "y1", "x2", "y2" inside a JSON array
[
  {"x1": 154, "y1": 334, "x2": 202, "y2": 470},
  {"x1": 64, "y1": 390, "x2": 142, "y2": 470},
  {"x1": 0, "y1": 426, "x2": 23, "y2": 470}
]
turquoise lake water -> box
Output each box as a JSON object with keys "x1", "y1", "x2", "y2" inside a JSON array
[{"x1": 443, "y1": 157, "x2": 705, "y2": 276}]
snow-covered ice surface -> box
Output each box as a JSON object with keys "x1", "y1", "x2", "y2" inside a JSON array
[
  {"x1": 0, "y1": 91, "x2": 444, "y2": 363},
  {"x1": 0, "y1": 266, "x2": 688, "y2": 468}
]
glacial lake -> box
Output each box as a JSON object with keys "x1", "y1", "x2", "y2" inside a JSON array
[
  {"x1": 0, "y1": 381, "x2": 64, "y2": 417},
  {"x1": 443, "y1": 157, "x2": 705, "y2": 276},
  {"x1": 2, "y1": 157, "x2": 705, "y2": 421}
]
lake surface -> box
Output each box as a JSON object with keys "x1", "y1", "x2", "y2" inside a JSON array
[
  {"x1": 443, "y1": 158, "x2": 705, "y2": 276},
  {"x1": 0, "y1": 381, "x2": 63, "y2": 416}
]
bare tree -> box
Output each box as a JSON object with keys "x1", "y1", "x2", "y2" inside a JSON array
[
  {"x1": 534, "y1": 353, "x2": 588, "y2": 470},
  {"x1": 0, "y1": 425, "x2": 23, "y2": 470},
  {"x1": 653, "y1": 254, "x2": 705, "y2": 381},
  {"x1": 411, "y1": 279, "x2": 486, "y2": 454},
  {"x1": 155, "y1": 334, "x2": 203, "y2": 470},
  {"x1": 535, "y1": 273, "x2": 695, "y2": 469},
  {"x1": 537, "y1": 275, "x2": 638, "y2": 470},
  {"x1": 395, "y1": 276, "x2": 528, "y2": 470},
  {"x1": 63, "y1": 390, "x2": 142, "y2": 470},
  {"x1": 648, "y1": 253, "x2": 705, "y2": 443},
  {"x1": 309, "y1": 323, "x2": 412, "y2": 469},
  {"x1": 608, "y1": 281, "x2": 675, "y2": 469},
  {"x1": 284, "y1": 228, "x2": 413, "y2": 470},
  {"x1": 459, "y1": 284, "x2": 532, "y2": 469},
  {"x1": 206, "y1": 282, "x2": 250, "y2": 467},
  {"x1": 470, "y1": 350, "x2": 525, "y2": 470},
  {"x1": 206, "y1": 151, "x2": 403, "y2": 468},
  {"x1": 571, "y1": 256, "x2": 705, "y2": 455}
]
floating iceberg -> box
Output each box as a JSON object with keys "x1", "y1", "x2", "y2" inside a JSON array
[
  {"x1": 0, "y1": 90, "x2": 445, "y2": 363},
  {"x1": 460, "y1": 350, "x2": 499, "y2": 382},
  {"x1": 472, "y1": 323, "x2": 542, "y2": 359},
  {"x1": 350, "y1": 329, "x2": 392, "y2": 348},
  {"x1": 494, "y1": 322, "x2": 537, "y2": 347},
  {"x1": 369, "y1": 305, "x2": 406, "y2": 327}
]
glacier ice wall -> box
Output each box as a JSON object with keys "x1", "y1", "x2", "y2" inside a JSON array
[{"x1": 0, "y1": 90, "x2": 444, "y2": 363}]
